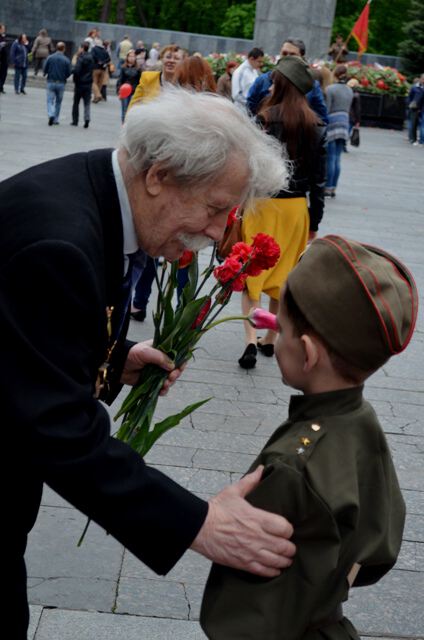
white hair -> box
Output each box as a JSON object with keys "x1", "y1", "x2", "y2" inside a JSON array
[{"x1": 120, "y1": 87, "x2": 288, "y2": 204}]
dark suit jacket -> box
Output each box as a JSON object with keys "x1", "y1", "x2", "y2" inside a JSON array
[{"x1": 0, "y1": 150, "x2": 208, "y2": 575}]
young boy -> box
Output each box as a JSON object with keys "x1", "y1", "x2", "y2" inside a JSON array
[{"x1": 200, "y1": 235, "x2": 418, "y2": 640}]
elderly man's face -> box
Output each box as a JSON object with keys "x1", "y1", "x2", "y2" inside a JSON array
[{"x1": 130, "y1": 155, "x2": 250, "y2": 261}]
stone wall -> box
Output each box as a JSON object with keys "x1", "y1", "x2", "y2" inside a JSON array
[
  {"x1": 73, "y1": 21, "x2": 252, "y2": 57},
  {"x1": 254, "y1": 0, "x2": 337, "y2": 59},
  {"x1": 0, "y1": 0, "x2": 75, "y2": 43}
]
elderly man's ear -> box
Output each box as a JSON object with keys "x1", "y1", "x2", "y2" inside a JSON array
[{"x1": 145, "y1": 164, "x2": 170, "y2": 196}]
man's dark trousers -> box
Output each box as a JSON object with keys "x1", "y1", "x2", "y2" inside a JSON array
[{"x1": 72, "y1": 83, "x2": 92, "y2": 125}]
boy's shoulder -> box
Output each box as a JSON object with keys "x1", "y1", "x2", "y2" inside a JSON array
[{"x1": 261, "y1": 387, "x2": 383, "y2": 470}]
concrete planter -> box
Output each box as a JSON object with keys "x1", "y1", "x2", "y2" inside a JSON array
[{"x1": 360, "y1": 92, "x2": 406, "y2": 130}]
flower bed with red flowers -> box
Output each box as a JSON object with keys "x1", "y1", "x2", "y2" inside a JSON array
[
  {"x1": 339, "y1": 61, "x2": 409, "y2": 96},
  {"x1": 205, "y1": 52, "x2": 276, "y2": 78}
]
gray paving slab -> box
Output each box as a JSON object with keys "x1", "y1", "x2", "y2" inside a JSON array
[
  {"x1": 1, "y1": 84, "x2": 423, "y2": 637},
  {"x1": 32, "y1": 609, "x2": 205, "y2": 640}
]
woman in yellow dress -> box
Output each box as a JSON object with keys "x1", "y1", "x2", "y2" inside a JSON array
[{"x1": 239, "y1": 55, "x2": 327, "y2": 368}]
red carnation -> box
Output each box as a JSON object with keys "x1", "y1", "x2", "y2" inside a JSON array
[
  {"x1": 250, "y1": 233, "x2": 280, "y2": 270},
  {"x1": 178, "y1": 250, "x2": 195, "y2": 269},
  {"x1": 214, "y1": 256, "x2": 242, "y2": 284},
  {"x1": 226, "y1": 206, "x2": 239, "y2": 228},
  {"x1": 214, "y1": 256, "x2": 248, "y2": 292},
  {"x1": 191, "y1": 297, "x2": 212, "y2": 328},
  {"x1": 229, "y1": 241, "x2": 253, "y2": 265}
]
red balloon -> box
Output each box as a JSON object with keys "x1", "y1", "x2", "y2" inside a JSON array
[{"x1": 119, "y1": 83, "x2": 132, "y2": 99}]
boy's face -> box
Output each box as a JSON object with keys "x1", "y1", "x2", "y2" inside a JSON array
[{"x1": 274, "y1": 299, "x2": 307, "y2": 391}]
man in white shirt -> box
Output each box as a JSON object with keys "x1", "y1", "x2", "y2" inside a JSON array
[{"x1": 231, "y1": 47, "x2": 264, "y2": 111}]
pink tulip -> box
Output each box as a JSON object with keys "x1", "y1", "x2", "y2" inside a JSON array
[{"x1": 251, "y1": 309, "x2": 278, "y2": 331}]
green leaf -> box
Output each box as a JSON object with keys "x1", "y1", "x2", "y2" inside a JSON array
[
  {"x1": 142, "y1": 397, "x2": 212, "y2": 455},
  {"x1": 158, "y1": 296, "x2": 208, "y2": 353},
  {"x1": 181, "y1": 257, "x2": 199, "y2": 307}
]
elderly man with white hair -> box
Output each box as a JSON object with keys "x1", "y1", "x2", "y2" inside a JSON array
[{"x1": 0, "y1": 88, "x2": 294, "y2": 638}]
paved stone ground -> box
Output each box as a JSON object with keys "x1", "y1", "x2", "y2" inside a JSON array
[{"x1": 1, "y1": 82, "x2": 423, "y2": 640}]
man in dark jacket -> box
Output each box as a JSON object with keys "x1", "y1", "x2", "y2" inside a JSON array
[
  {"x1": 1, "y1": 88, "x2": 296, "y2": 639},
  {"x1": 247, "y1": 38, "x2": 329, "y2": 125},
  {"x1": 71, "y1": 41, "x2": 94, "y2": 128},
  {"x1": 0, "y1": 23, "x2": 10, "y2": 93},
  {"x1": 91, "y1": 41, "x2": 111, "y2": 102},
  {"x1": 43, "y1": 41, "x2": 72, "y2": 125}
]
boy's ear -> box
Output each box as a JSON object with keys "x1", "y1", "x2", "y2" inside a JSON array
[{"x1": 300, "y1": 334, "x2": 319, "y2": 372}]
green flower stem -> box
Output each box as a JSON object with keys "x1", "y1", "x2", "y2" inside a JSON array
[
  {"x1": 202, "y1": 314, "x2": 252, "y2": 332},
  {"x1": 194, "y1": 244, "x2": 217, "y2": 298}
]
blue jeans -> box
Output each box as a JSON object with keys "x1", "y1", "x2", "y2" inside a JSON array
[
  {"x1": 47, "y1": 82, "x2": 65, "y2": 123},
  {"x1": 132, "y1": 257, "x2": 189, "y2": 310},
  {"x1": 419, "y1": 113, "x2": 424, "y2": 144},
  {"x1": 14, "y1": 67, "x2": 27, "y2": 93},
  {"x1": 326, "y1": 139, "x2": 345, "y2": 189},
  {"x1": 133, "y1": 256, "x2": 157, "y2": 310},
  {"x1": 121, "y1": 95, "x2": 130, "y2": 123}
]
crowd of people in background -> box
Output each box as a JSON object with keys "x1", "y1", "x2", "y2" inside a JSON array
[
  {"x1": 0, "y1": 22, "x2": 422, "y2": 333},
  {"x1": 0, "y1": 22, "x2": 422, "y2": 147}
]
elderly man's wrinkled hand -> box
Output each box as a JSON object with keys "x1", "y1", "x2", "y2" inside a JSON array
[
  {"x1": 190, "y1": 466, "x2": 296, "y2": 577},
  {"x1": 121, "y1": 340, "x2": 184, "y2": 392}
]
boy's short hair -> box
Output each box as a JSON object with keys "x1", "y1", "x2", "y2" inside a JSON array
[{"x1": 286, "y1": 236, "x2": 418, "y2": 371}]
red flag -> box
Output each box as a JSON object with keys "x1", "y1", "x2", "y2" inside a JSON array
[{"x1": 351, "y1": 1, "x2": 371, "y2": 53}]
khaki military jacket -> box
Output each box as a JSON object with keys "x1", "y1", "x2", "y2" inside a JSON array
[{"x1": 201, "y1": 386, "x2": 405, "y2": 640}]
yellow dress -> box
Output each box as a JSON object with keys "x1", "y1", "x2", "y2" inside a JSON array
[{"x1": 242, "y1": 197, "x2": 309, "y2": 301}]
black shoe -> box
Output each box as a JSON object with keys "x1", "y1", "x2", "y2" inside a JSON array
[
  {"x1": 70, "y1": 122, "x2": 78, "y2": 126},
  {"x1": 48, "y1": 116, "x2": 54, "y2": 126},
  {"x1": 20, "y1": 89, "x2": 26, "y2": 95},
  {"x1": 131, "y1": 308, "x2": 146, "y2": 322},
  {"x1": 238, "y1": 343, "x2": 257, "y2": 369},
  {"x1": 257, "y1": 342, "x2": 274, "y2": 357},
  {"x1": 0, "y1": 89, "x2": 5, "y2": 93},
  {"x1": 53, "y1": 121, "x2": 59, "y2": 125},
  {"x1": 84, "y1": 120, "x2": 89, "y2": 128}
]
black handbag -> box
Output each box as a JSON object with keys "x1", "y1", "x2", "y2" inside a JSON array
[{"x1": 350, "y1": 126, "x2": 360, "y2": 147}]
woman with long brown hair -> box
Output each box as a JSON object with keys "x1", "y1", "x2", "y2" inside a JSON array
[{"x1": 239, "y1": 55, "x2": 326, "y2": 369}]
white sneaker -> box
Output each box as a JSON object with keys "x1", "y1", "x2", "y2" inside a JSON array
[{"x1": 412, "y1": 141, "x2": 419, "y2": 146}]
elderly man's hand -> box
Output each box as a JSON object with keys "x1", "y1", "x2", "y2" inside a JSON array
[
  {"x1": 191, "y1": 466, "x2": 296, "y2": 576},
  {"x1": 121, "y1": 341, "x2": 183, "y2": 394}
]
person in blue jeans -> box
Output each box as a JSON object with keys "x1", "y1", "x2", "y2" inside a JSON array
[
  {"x1": 325, "y1": 65, "x2": 353, "y2": 198},
  {"x1": 116, "y1": 49, "x2": 141, "y2": 123},
  {"x1": 246, "y1": 37, "x2": 328, "y2": 125},
  {"x1": 10, "y1": 34, "x2": 29, "y2": 95},
  {"x1": 131, "y1": 257, "x2": 189, "y2": 322},
  {"x1": 407, "y1": 74, "x2": 424, "y2": 145},
  {"x1": 43, "y1": 42, "x2": 72, "y2": 125}
]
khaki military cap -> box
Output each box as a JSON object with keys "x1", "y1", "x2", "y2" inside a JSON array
[
  {"x1": 275, "y1": 55, "x2": 314, "y2": 95},
  {"x1": 287, "y1": 235, "x2": 418, "y2": 370}
]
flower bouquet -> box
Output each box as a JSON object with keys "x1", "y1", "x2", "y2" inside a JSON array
[
  {"x1": 78, "y1": 232, "x2": 280, "y2": 545},
  {"x1": 114, "y1": 232, "x2": 280, "y2": 458}
]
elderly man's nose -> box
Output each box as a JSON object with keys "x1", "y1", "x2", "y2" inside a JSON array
[{"x1": 206, "y1": 216, "x2": 228, "y2": 241}]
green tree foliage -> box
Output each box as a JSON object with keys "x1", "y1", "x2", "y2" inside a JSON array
[
  {"x1": 221, "y1": 3, "x2": 256, "y2": 39},
  {"x1": 398, "y1": 0, "x2": 424, "y2": 75},
  {"x1": 332, "y1": 0, "x2": 412, "y2": 55},
  {"x1": 76, "y1": 0, "x2": 250, "y2": 35}
]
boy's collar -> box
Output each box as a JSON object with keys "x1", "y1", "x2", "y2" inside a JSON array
[{"x1": 288, "y1": 385, "x2": 364, "y2": 422}]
